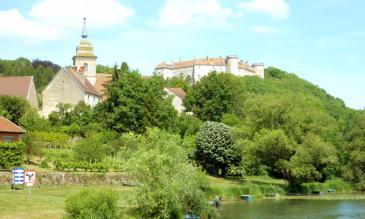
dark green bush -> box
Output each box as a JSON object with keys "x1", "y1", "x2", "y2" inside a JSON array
[
  {"x1": 64, "y1": 188, "x2": 119, "y2": 219},
  {"x1": 301, "y1": 182, "x2": 325, "y2": 194},
  {"x1": 0, "y1": 142, "x2": 26, "y2": 168},
  {"x1": 40, "y1": 159, "x2": 49, "y2": 169}
]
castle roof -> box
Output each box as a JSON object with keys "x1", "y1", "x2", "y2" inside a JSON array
[
  {"x1": 0, "y1": 116, "x2": 26, "y2": 133},
  {"x1": 156, "y1": 57, "x2": 255, "y2": 73},
  {"x1": 0, "y1": 76, "x2": 34, "y2": 99}
]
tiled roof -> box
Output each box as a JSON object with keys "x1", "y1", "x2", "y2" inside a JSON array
[
  {"x1": 0, "y1": 116, "x2": 26, "y2": 133},
  {"x1": 156, "y1": 57, "x2": 256, "y2": 72},
  {"x1": 166, "y1": 88, "x2": 186, "y2": 99},
  {"x1": 156, "y1": 62, "x2": 173, "y2": 69},
  {"x1": 64, "y1": 68, "x2": 101, "y2": 97},
  {"x1": 95, "y1": 73, "x2": 112, "y2": 97},
  {"x1": 0, "y1": 76, "x2": 33, "y2": 99}
]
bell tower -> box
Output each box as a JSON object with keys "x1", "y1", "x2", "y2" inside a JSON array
[{"x1": 72, "y1": 17, "x2": 97, "y2": 86}]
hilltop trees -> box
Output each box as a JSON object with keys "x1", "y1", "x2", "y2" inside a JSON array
[
  {"x1": 184, "y1": 72, "x2": 242, "y2": 121},
  {"x1": 343, "y1": 111, "x2": 365, "y2": 190},
  {"x1": 0, "y1": 58, "x2": 59, "y2": 92}
]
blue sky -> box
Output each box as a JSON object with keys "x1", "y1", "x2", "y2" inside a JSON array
[{"x1": 0, "y1": 0, "x2": 364, "y2": 109}]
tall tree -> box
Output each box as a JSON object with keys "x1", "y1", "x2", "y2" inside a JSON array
[
  {"x1": 184, "y1": 72, "x2": 242, "y2": 121},
  {"x1": 95, "y1": 63, "x2": 178, "y2": 133},
  {"x1": 195, "y1": 121, "x2": 241, "y2": 177}
]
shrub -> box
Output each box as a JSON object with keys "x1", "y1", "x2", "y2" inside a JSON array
[
  {"x1": 301, "y1": 182, "x2": 325, "y2": 194},
  {"x1": 40, "y1": 159, "x2": 49, "y2": 169},
  {"x1": 0, "y1": 142, "x2": 26, "y2": 168},
  {"x1": 301, "y1": 179, "x2": 353, "y2": 194},
  {"x1": 324, "y1": 178, "x2": 352, "y2": 192},
  {"x1": 127, "y1": 128, "x2": 216, "y2": 218},
  {"x1": 64, "y1": 188, "x2": 119, "y2": 219},
  {"x1": 74, "y1": 134, "x2": 111, "y2": 163}
]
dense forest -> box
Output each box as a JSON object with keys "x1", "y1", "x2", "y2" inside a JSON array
[{"x1": 0, "y1": 58, "x2": 364, "y2": 217}]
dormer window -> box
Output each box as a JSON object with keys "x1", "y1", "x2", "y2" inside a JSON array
[{"x1": 84, "y1": 63, "x2": 88, "y2": 71}]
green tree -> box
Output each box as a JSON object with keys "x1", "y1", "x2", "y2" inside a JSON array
[
  {"x1": 0, "y1": 96, "x2": 31, "y2": 124},
  {"x1": 19, "y1": 109, "x2": 50, "y2": 132},
  {"x1": 127, "y1": 128, "x2": 215, "y2": 218},
  {"x1": 288, "y1": 134, "x2": 338, "y2": 186},
  {"x1": 95, "y1": 64, "x2": 178, "y2": 133},
  {"x1": 74, "y1": 134, "x2": 111, "y2": 163},
  {"x1": 195, "y1": 121, "x2": 241, "y2": 177},
  {"x1": 184, "y1": 72, "x2": 242, "y2": 121},
  {"x1": 248, "y1": 129, "x2": 294, "y2": 178},
  {"x1": 343, "y1": 111, "x2": 365, "y2": 189},
  {"x1": 165, "y1": 76, "x2": 191, "y2": 92}
]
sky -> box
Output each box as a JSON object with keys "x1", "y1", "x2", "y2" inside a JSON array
[{"x1": 0, "y1": 0, "x2": 364, "y2": 109}]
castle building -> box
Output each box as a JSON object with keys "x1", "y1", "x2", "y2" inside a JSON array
[
  {"x1": 42, "y1": 18, "x2": 111, "y2": 117},
  {"x1": 155, "y1": 56, "x2": 264, "y2": 83}
]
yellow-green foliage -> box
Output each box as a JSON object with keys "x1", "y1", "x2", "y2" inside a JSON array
[
  {"x1": 64, "y1": 188, "x2": 119, "y2": 219},
  {"x1": 301, "y1": 178, "x2": 352, "y2": 194}
]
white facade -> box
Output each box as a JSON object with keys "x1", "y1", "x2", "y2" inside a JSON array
[
  {"x1": 84, "y1": 93, "x2": 100, "y2": 107},
  {"x1": 163, "y1": 88, "x2": 186, "y2": 114},
  {"x1": 156, "y1": 55, "x2": 264, "y2": 83}
]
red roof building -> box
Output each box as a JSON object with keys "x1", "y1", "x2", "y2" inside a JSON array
[{"x1": 0, "y1": 116, "x2": 26, "y2": 143}]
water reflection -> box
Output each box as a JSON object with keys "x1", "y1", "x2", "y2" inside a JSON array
[{"x1": 218, "y1": 200, "x2": 365, "y2": 219}]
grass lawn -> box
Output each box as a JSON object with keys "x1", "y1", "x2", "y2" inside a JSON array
[{"x1": 0, "y1": 185, "x2": 135, "y2": 219}]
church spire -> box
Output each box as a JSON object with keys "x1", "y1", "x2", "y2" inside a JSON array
[{"x1": 81, "y1": 17, "x2": 88, "y2": 39}]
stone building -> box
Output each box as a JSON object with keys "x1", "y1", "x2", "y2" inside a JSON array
[
  {"x1": 0, "y1": 76, "x2": 38, "y2": 109},
  {"x1": 42, "y1": 18, "x2": 111, "y2": 117},
  {"x1": 155, "y1": 55, "x2": 264, "y2": 83},
  {"x1": 163, "y1": 88, "x2": 186, "y2": 114}
]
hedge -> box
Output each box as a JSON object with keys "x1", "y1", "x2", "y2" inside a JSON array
[
  {"x1": 54, "y1": 160, "x2": 109, "y2": 172},
  {"x1": 0, "y1": 142, "x2": 25, "y2": 169}
]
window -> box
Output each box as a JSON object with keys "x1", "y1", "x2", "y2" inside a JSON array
[
  {"x1": 84, "y1": 63, "x2": 88, "y2": 71},
  {"x1": 2, "y1": 136, "x2": 15, "y2": 143}
]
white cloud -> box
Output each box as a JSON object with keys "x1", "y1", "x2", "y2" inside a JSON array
[
  {"x1": 0, "y1": 9, "x2": 63, "y2": 41},
  {"x1": 253, "y1": 25, "x2": 273, "y2": 33},
  {"x1": 157, "y1": 0, "x2": 235, "y2": 28},
  {"x1": 29, "y1": 0, "x2": 134, "y2": 29},
  {"x1": 239, "y1": 0, "x2": 290, "y2": 19},
  {"x1": 0, "y1": 0, "x2": 134, "y2": 42}
]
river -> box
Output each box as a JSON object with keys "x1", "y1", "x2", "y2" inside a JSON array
[{"x1": 218, "y1": 199, "x2": 365, "y2": 219}]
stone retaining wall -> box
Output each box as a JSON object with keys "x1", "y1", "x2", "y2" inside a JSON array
[{"x1": 0, "y1": 171, "x2": 129, "y2": 186}]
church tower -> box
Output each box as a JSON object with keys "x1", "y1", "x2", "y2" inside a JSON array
[{"x1": 72, "y1": 17, "x2": 97, "y2": 86}]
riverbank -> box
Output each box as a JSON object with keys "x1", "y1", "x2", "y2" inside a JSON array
[
  {"x1": 207, "y1": 176, "x2": 365, "y2": 201},
  {"x1": 0, "y1": 177, "x2": 364, "y2": 218},
  {"x1": 0, "y1": 185, "x2": 135, "y2": 219},
  {"x1": 270, "y1": 193, "x2": 365, "y2": 200}
]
